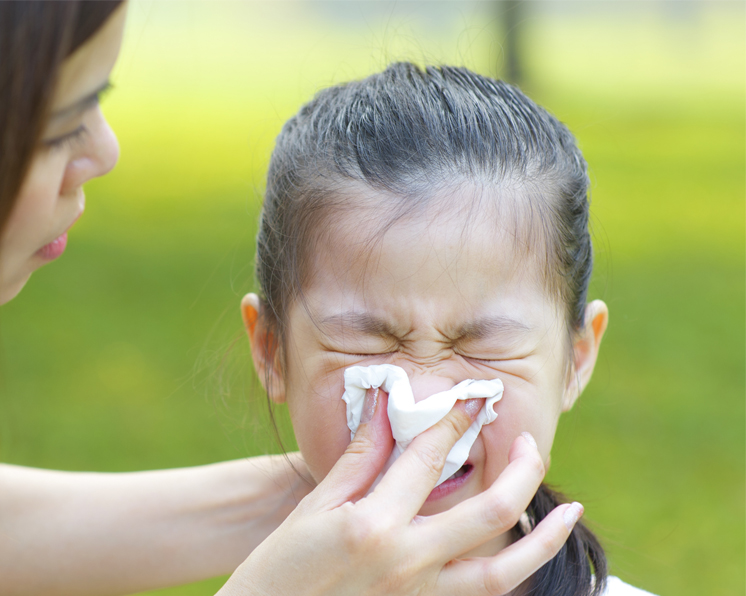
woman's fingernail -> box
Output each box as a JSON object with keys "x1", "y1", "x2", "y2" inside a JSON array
[
  {"x1": 521, "y1": 431, "x2": 538, "y2": 450},
  {"x1": 464, "y1": 398, "x2": 483, "y2": 419},
  {"x1": 360, "y1": 387, "x2": 379, "y2": 424},
  {"x1": 563, "y1": 502, "x2": 584, "y2": 531}
]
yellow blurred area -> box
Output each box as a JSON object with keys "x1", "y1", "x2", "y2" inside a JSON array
[{"x1": 106, "y1": 1, "x2": 744, "y2": 258}]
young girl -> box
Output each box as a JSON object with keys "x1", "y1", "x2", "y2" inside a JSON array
[{"x1": 242, "y1": 63, "x2": 656, "y2": 595}]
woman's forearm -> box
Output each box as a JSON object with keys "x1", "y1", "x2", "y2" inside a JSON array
[{"x1": 0, "y1": 455, "x2": 310, "y2": 596}]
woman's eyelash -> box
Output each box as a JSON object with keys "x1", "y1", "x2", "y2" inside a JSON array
[
  {"x1": 43, "y1": 82, "x2": 114, "y2": 151},
  {"x1": 44, "y1": 125, "x2": 89, "y2": 151}
]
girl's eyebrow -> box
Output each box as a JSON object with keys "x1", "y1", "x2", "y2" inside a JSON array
[
  {"x1": 50, "y1": 80, "x2": 112, "y2": 121},
  {"x1": 454, "y1": 316, "x2": 532, "y2": 342}
]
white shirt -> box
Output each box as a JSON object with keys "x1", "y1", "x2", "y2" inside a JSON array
[{"x1": 604, "y1": 576, "x2": 657, "y2": 595}]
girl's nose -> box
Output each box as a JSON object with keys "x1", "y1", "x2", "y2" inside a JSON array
[
  {"x1": 403, "y1": 371, "x2": 457, "y2": 404},
  {"x1": 62, "y1": 107, "x2": 120, "y2": 193}
]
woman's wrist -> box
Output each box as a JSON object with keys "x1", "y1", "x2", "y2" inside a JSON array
[{"x1": 195, "y1": 454, "x2": 311, "y2": 574}]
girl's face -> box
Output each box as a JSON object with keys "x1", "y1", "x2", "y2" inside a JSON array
[
  {"x1": 246, "y1": 189, "x2": 606, "y2": 555},
  {"x1": 0, "y1": 4, "x2": 126, "y2": 304}
]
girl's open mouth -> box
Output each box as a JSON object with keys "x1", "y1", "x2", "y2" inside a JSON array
[{"x1": 426, "y1": 463, "x2": 474, "y2": 502}]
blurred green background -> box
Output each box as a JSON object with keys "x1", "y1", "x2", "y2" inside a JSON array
[{"x1": 1, "y1": 1, "x2": 743, "y2": 594}]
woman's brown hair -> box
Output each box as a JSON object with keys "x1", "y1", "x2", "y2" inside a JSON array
[{"x1": 0, "y1": 0, "x2": 123, "y2": 236}]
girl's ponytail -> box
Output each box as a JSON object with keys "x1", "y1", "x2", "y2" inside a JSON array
[{"x1": 517, "y1": 484, "x2": 607, "y2": 596}]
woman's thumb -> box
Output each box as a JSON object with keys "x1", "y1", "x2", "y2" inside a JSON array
[{"x1": 313, "y1": 388, "x2": 394, "y2": 507}]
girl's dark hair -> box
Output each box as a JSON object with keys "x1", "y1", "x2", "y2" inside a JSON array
[
  {"x1": 0, "y1": 0, "x2": 123, "y2": 236},
  {"x1": 516, "y1": 486, "x2": 607, "y2": 595},
  {"x1": 256, "y1": 62, "x2": 605, "y2": 595}
]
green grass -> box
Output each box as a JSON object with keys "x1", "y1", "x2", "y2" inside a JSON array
[{"x1": 1, "y1": 2, "x2": 743, "y2": 595}]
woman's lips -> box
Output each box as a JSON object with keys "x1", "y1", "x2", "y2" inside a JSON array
[
  {"x1": 36, "y1": 210, "x2": 82, "y2": 261},
  {"x1": 37, "y1": 232, "x2": 68, "y2": 261},
  {"x1": 426, "y1": 463, "x2": 474, "y2": 502}
]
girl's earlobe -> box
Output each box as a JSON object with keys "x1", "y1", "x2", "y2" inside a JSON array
[
  {"x1": 562, "y1": 300, "x2": 609, "y2": 412},
  {"x1": 241, "y1": 293, "x2": 287, "y2": 403}
]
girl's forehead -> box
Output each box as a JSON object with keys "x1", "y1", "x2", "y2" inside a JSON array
[
  {"x1": 313, "y1": 187, "x2": 544, "y2": 286},
  {"x1": 295, "y1": 208, "x2": 565, "y2": 345},
  {"x1": 306, "y1": 192, "x2": 552, "y2": 317}
]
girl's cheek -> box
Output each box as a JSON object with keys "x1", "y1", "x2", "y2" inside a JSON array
[
  {"x1": 286, "y1": 372, "x2": 351, "y2": 484},
  {"x1": 479, "y1": 418, "x2": 515, "y2": 485},
  {"x1": 290, "y1": 417, "x2": 349, "y2": 485},
  {"x1": 479, "y1": 381, "x2": 561, "y2": 486}
]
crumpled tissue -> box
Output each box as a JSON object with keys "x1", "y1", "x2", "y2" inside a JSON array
[{"x1": 342, "y1": 364, "x2": 503, "y2": 487}]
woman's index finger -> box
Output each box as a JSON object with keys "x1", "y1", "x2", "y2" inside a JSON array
[
  {"x1": 368, "y1": 400, "x2": 479, "y2": 522},
  {"x1": 310, "y1": 389, "x2": 394, "y2": 509}
]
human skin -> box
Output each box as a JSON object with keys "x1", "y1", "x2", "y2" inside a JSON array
[
  {"x1": 245, "y1": 189, "x2": 608, "y2": 558},
  {"x1": 0, "y1": 456, "x2": 311, "y2": 596},
  {"x1": 0, "y1": 11, "x2": 316, "y2": 594},
  {"x1": 0, "y1": 4, "x2": 595, "y2": 595},
  {"x1": 0, "y1": 5, "x2": 123, "y2": 304}
]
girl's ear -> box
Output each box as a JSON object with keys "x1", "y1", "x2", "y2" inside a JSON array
[
  {"x1": 562, "y1": 300, "x2": 609, "y2": 412},
  {"x1": 241, "y1": 293, "x2": 286, "y2": 404}
]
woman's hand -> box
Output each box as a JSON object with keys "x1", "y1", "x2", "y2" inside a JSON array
[{"x1": 219, "y1": 391, "x2": 580, "y2": 596}]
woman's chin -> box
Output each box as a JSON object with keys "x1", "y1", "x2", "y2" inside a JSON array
[{"x1": 0, "y1": 271, "x2": 32, "y2": 305}]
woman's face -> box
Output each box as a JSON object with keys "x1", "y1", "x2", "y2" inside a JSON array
[
  {"x1": 248, "y1": 190, "x2": 606, "y2": 556},
  {"x1": 0, "y1": 4, "x2": 126, "y2": 304}
]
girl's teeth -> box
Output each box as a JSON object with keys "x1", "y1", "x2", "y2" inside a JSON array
[{"x1": 447, "y1": 464, "x2": 470, "y2": 481}]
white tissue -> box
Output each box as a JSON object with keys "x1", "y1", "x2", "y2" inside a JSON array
[{"x1": 342, "y1": 364, "x2": 503, "y2": 487}]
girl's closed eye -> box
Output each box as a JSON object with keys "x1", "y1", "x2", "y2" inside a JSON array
[
  {"x1": 464, "y1": 354, "x2": 511, "y2": 363},
  {"x1": 332, "y1": 346, "x2": 397, "y2": 359},
  {"x1": 461, "y1": 355, "x2": 532, "y2": 380},
  {"x1": 456, "y1": 341, "x2": 537, "y2": 364},
  {"x1": 459, "y1": 349, "x2": 535, "y2": 363},
  {"x1": 320, "y1": 332, "x2": 399, "y2": 360}
]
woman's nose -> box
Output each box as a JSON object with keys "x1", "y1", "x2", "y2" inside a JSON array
[
  {"x1": 89, "y1": 109, "x2": 120, "y2": 177},
  {"x1": 62, "y1": 107, "x2": 119, "y2": 192}
]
